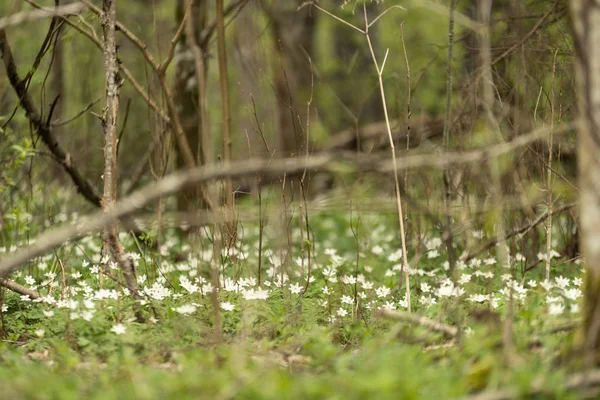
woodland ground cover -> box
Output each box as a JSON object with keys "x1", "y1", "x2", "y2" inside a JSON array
[
  {"x1": 0, "y1": 187, "x2": 583, "y2": 399},
  {"x1": 1, "y1": 1, "x2": 595, "y2": 398}
]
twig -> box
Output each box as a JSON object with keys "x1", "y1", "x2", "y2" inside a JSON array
[
  {"x1": 53, "y1": 96, "x2": 102, "y2": 127},
  {"x1": 462, "y1": 202, "x2": 577, "y2": 262},
  {"x1": 0, "y1": 2, "x2": 84, "y2": 30}
]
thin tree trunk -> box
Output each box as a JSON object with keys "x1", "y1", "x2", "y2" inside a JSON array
[
  {"x1": 101, "y1": 0, "x2": 143, "y2": 321},
  {"x1": 216, "y1": 0, "x2": 236, "y2": 245},
  {"x1": 571, "y1": 0, "x2": 600, "y2": 366},
  {"x1": 268, "y1": 1, "x2": 316, "y2": 157},
  {"x1": 175, "y1": 0, "x2": 209, "y2": 213}
]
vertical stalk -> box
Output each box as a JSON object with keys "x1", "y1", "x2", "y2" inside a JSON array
[
  {"x1": 101, "y1": 0, "x2": 143, "y2": 321},
  {"x1": 216, "y1": 0, "x2": 236, "y2": 245},
  {"x1": 545, "y1": 49, "x2": 559, "y2": 281},
  {"x1": 442, "y1": 0, "x2": 459, "y2": 334},
  {"x1": 479, "y1": 0, "x2": 513, "y2": 361},
  {"x1": 363, "y1": 4, "x2": 411, "y2": 313}
]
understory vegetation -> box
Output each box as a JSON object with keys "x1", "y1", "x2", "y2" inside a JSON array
[
  {"x1": 0, "y1": 188, "x2": 585, "y2": 399},
  {"x1": 2, "y1": 0, "x2": 599, "y2": 398}
]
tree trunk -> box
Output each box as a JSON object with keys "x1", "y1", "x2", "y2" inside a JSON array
[
  {"x1": 268, "y1": 1, "x2": 316, "y2": 157},
  {"x1": 175, "y1": 0, "x2": 208, "y2": 212},
  {"x1": 571, "y1": 0, "x2": 600, "y2": 364},
  {"x1": 101, "y1": 0, "x2": 143, "y2": 321}
]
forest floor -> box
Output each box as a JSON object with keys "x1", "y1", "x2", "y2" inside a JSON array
[{"x1": 0, "y1": 192, "x2": 586, "y2": 399}]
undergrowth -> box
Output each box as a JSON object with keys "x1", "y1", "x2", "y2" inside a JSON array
[{"x1": 0, "y1": 185, "x2": 583, "y2": 399}]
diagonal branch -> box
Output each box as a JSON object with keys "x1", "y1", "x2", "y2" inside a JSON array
[
  {"x1": 0, "y1": 2, "x2": 84, "y2": 30},
  {"x1": 0, "y1": 278, "x2": 41, "y2": 299},
  {"x1": 0, "y1": 29, "x2": 102, "y2": 207},
  {"x1": 0, "y1": 123, "x2": 559, "y2": 276}
]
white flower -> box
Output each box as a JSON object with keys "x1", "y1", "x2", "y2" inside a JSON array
[
  {"x1": 83, "y1": 299, "x2": 95, "y2": 310},
  {"x1": 341, "y1": 295, "x2": 353, "y2": 305},
  {"x1": 540, "y1": 279, "x2": 554, "y2": 291},
  {"x1": 322, "y1": 286, "x2": 331, "y2": 295},
  {"x1": 43, "y1": 310, "x2": 54, "y2": 317},
  {"x1": 426, "y1": 238, "x2": 442, "y2": 250},
  {"x1": 324, "y1": 248, "x2": 337, "y2": 256},
  {"x1": 144, "y1": 282, "x2": 172, "y2": 301},
  {"x1": 174, "y1": 304, "x2": 197, "y2": 315},
  {"x1": 484, "y1": 257, "x2": 496, "y2": 266},
  {"x1": 555, "y1": 276, "x2": 570, "y2": 289},
  {"x1": 111, "y1": 323, "x2": 127, "y2": 335},
  {"x1": 571, "y1": 304, "x2": 580, "y2": 313},
  {"x1": 289, "y1": 283, "x2": 303, "y2": 295},
  {"x1": 336, "y1": 307, "x2": 347, "y2": 317},
  {"x1": 372, "y1": 245, "x2": 384, "y2": 255},
  {"x1": 361, "y1": 281, "x2": 373, "y2": 290},
  {"x1": 564, "y1": 288, "x2": 582, "y2": 301},
  {"x1": 35, "y1": 329, "x2": 45, "y2": 338},
  {"x1": 468, "y1": 294, "x2": 488, "y2": 303},
  {"x1": 387, "y1": 249, "x2": 403, "y2": 262},
  {"x1": 375, "y1": 286, "x2": 391, "y2": 298},
  {"x1": 548, "y1": 303, "x2": 565, "y2": 315},
  {"x1": 81, "y1": 311, "x2": 94, "y2": 321},
  {"x1": 24, "y1": 275, "x2": 36, "y2": 286},
  {"x1": 418, "y1": 295, "x2": 436, "y2": 307},
  {"x1": 179, "y1": 276, "x2": 199, "y2": 294},
  {"x1": 437, "y1": 282, "x2": 463, "y2": 297},
  {"x1": 380, "y1": 301, "x2": 396, "y2": 311},
  {"x1": 527, "y1": 280, "x2": 537, "y2": 288},
  {"x1": 242, "y1": 288, "x2": 269, "y2": 300},
  {"x1": 427, "y1": 249, "x2": 440, "y2": 259},
  {"x1": 420, "y1": 282, "x2": 432, "y2": 293},
  {"x1": 459, "y1": 274, "x2": 472, "y2": 285},
  {"x1": 220, "y1": 302, "x2": 235, "y2": 311},
  {"x1": 469, "y1": 258, "x2": 482, "y2": 268},
  {"x1": 202, "y1": 283, "x2": 215, "y2": 293}
]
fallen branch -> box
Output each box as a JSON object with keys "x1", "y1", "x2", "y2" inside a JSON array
[
  {"x1": 0, "y1": 278, "x2": 41, "y2": 300},
  {"x1": 378, "y1": 309, "x2": 458, "y2": 338},
  {"x1": 0, "y1": 123, "x2": 563, "y2": 275}
]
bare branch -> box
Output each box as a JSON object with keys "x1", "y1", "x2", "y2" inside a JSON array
[
  {"x1": 0, "y1": 278, "x2": 41, "y2": 299},
  {"x1": 0, "y1": 29, "x2": 102, "y2": 207},
  {"x1": 0, "y1": 122, "x2": 563, "y2": 275},
  {"x1": 0, "y1": 2, "x2": 84, "y2": 30}
]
